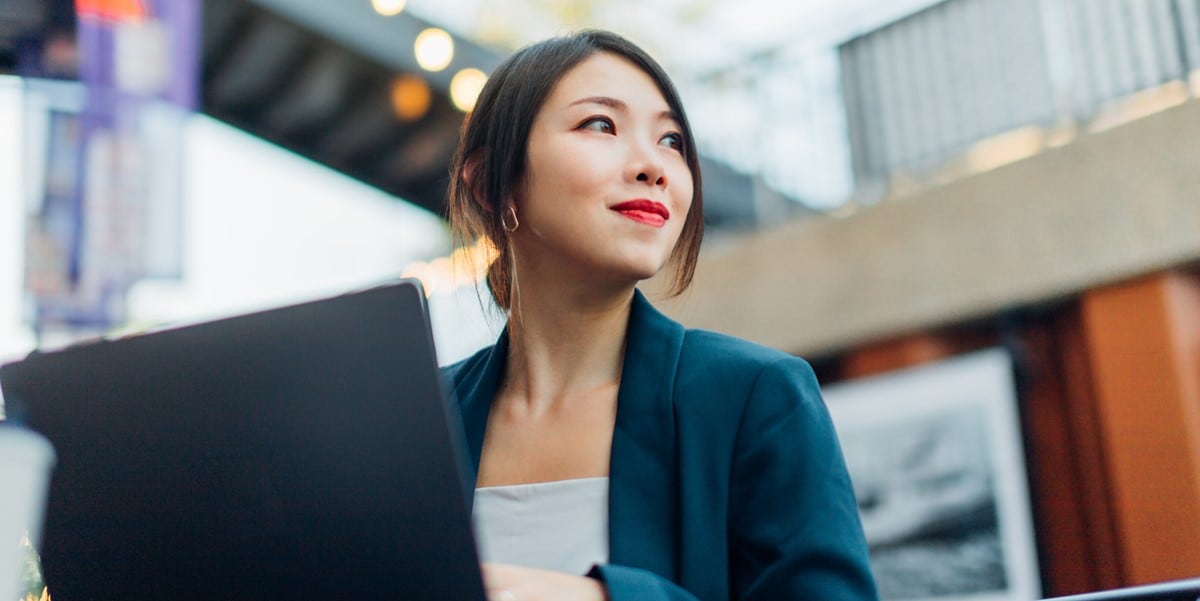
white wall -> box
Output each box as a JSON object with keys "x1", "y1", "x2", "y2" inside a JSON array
[
  {"x1": 127, "y1": 114, "x2": 446, "y2": 323},
  {"x1": 128, "y1": 113, "x2": 498, "y2": 364},
  {"x1": 0, "y1": 77, "x2": 35, "y2": 362}
]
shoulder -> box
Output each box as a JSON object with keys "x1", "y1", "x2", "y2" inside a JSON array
[
  {"x1": 678, "y1": 328, "x2": 818, "y2": 393},
  {"x1": 440, "y1": 344, "x2": 493, "y2": 389},
  {"x1": 672, "y1": 328, "x2": 825, "y2": 443}
]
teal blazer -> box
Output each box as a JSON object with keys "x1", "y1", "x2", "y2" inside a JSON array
[{"x1": 442, "y1": 291, "x2": 878, "y2": 601}]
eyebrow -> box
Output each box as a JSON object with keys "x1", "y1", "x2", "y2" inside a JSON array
[{"x1": 568, "y1": 95, "x2": 679, "y2": 123}]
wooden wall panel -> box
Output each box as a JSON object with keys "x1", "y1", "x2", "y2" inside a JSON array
[{"x1": 1078, "y1": 271, "x2": 1200, "y2": 584}]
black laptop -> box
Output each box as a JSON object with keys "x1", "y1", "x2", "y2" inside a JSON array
[
  {"x1": 0, "y1": 280, "x2": 488, "y2": 599},
  {"x1": 1041, "y1": 578, "x2": 1200, "y2": 601}
]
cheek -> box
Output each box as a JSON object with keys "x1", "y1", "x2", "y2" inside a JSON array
[
  {"x1": 672, "y1": 170, "x2": 695, "y2": 217},
  {"x1": 668, "y1": 176, "x2": 695, "y2": 244},
  {"x1": 525, "y1": 142, "x2": 599, "y2": 203}
]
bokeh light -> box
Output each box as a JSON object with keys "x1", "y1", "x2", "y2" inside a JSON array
[
  {"x1": 414, "y1": 28, "x2": 454, "y2": 72},
  {"x1": 449, "y1": 68, "x2": 487, "y2": 112},
  {"x1": 390, "y1": 74, "x2": 431, "y2": 122},
  {"x1": 370, "y1": 0, "x2": 406, "y2": 16}
]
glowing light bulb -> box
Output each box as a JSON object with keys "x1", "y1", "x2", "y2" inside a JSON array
[
  {"x1": 450, "y1": 68, "x2": 487, "y2": 112},
  {"x1": 390, "y1": 74, "x2": 431, "y2": 121},
  {"x1": 371, "y1": 0, "x2": 406, "y2": 16},
  {"x1": 414, "y1": 28, "x2": 454, "y2": 72}
]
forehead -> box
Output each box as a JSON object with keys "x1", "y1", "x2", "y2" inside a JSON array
[{"x1": 542, "y1": 52, "x2": 672, "y2": 113}]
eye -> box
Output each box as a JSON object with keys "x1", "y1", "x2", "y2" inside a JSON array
[
  {"x1": 659, "y1": 132, "x2": 684, "y2": 153},
  {"x1": 580, "y1": 117, "x2": 615, "y2": 134}
]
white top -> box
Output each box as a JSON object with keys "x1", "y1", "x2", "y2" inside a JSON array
[{"x1": 472, "y1": 477, "x2": 609, "y2": 576}]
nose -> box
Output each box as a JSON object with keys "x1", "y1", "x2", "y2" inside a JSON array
[
  {"x1": 627, "y1": 141, "x2": 668, "y2": 188},
  {"x1": 636, "y1": 170, "x2": 666, "y2": 187}
]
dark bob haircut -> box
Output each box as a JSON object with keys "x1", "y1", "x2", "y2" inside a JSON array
[{"x1": 446, "y1": 29, "x2": 704, "y2": 310}]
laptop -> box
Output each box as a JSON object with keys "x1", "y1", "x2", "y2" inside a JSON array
[
  {"x1": 1041, "y1": 578, "x2": 1200, "y2": 601},
  {"x1": 0, "y1": 280, "x2": 488, "y2": 599}
]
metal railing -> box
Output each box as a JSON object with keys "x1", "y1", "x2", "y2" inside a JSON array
[{"x1": 839, "y1": 0, "x2": 1200, "y2": 193}]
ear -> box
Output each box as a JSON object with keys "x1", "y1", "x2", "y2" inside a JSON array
[{"x1": 461, "y1": 151, "x2": 491, "y2": 214}]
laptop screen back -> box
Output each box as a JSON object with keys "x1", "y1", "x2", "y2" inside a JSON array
[{"x1": 0, "y1": 281, "x2": 486, "y2": 599}]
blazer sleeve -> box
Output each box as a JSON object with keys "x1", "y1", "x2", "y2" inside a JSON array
[
  {"x1": 727, "y1": 355, "x2": 877, "y2": 600},
  {"x1": 588, "y1": 565, "x2": 700, "y2": 601},
  {"x1": 592, "y1": 355, "x2": 877, "y2": 601}
]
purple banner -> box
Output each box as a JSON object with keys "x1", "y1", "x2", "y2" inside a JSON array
[
  {"x1": 77, "y1": 0, "x2": 200, "y2": 109},
  {"x1": 25, "y1": 0, "x2": 199, "y2": 337}
]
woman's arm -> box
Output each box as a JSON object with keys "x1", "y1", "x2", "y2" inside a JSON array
[
  {"x1": 482, "y1": 563, "x2": 609, "y2": 601},
  {"x1": 593, "y1": 355, "x2": 876, "y2": 601},
  {"x1": 726, "y1": 356, "x2": 878, "y2": 600},
  {"x1": 588, "y1": 564, "x2": 700, "y2": 600}
]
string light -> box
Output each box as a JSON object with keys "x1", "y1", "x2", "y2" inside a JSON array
[
  {"x1": 414, "y1": 28, "x2": 454, "y2": 72},
  {"x1": 450, "y1": 68, "x2": 487, "y2": 112},
  {"x1": 390, "y1": 74, "x2": 431, "y2": 121},
  {"x1": 370, "y1": 0, "x2": 406, "y2": 16}
]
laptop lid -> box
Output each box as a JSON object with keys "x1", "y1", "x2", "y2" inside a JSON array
[
  {"x1": 0, "y1": 280, "x2": 487, "y2": 599},
  {"x1": 1041, "y1": 578, "x2": 1200, "y2": 601}
]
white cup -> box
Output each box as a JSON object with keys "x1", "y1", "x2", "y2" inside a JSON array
[{"x1": 0, "y1": 426, "x2": 55, "y2": 600}]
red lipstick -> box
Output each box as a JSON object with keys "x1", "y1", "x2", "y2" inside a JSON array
[{"x1": 611, "y1": 199, "x2": 669, "y2": 228}]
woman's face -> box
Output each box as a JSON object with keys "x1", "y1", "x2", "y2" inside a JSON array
[{"x1": 511, "y1": 51, "x2": 694, "y2": 288}]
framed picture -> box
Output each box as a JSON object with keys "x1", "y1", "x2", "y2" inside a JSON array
[{"x1": 822, "y1": 348, "x2": 1040, "y2": 601}]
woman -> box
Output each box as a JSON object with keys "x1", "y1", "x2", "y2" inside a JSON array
[{"x1": 443, "y1": 29, "x2": 877, "y2": 601}]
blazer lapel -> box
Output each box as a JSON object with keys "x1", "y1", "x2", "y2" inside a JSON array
[
  {"x1": 608, "y1": 290, "x2": 686, "y2": 578},
  {"x1": 454, "y1": 328, "x2": 508, "y2": 499}
]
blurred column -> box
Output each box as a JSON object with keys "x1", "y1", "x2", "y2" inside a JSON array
[
  {"x1": 1079, "y1": 270, "x2": 1200, "y2": 584},
  {"x1": 1016, "y1": 308, "x2": 1122, "y2": 596}
]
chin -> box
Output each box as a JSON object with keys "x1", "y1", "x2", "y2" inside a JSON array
[
  {"x1": 618, "y1": 258, "x2": 670, "y2": 283},
  {"x1": 574, "y1": 246, "x2": 672, "y2": 286}
]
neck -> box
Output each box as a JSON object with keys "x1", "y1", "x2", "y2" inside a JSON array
[{"x1": 502, "y1": 277, "x2": 635, "y2": 414}]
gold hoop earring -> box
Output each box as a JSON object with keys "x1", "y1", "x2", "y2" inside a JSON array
[{"x1": 501, "y1": 205, "x2": 520, "y2": 233}]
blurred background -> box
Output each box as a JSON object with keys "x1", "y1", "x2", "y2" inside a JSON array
[{"x1": 1, "y1": 0, "x2": 1199, "y2": 598}]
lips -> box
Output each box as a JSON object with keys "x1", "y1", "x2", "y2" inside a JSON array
[{"x1": 611, "y1": 199, "x2": 670, "y2": 228}]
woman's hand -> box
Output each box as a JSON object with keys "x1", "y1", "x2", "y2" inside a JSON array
[{"x1": 482, "y1": 562, "x2": 607, "y2": 601}]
